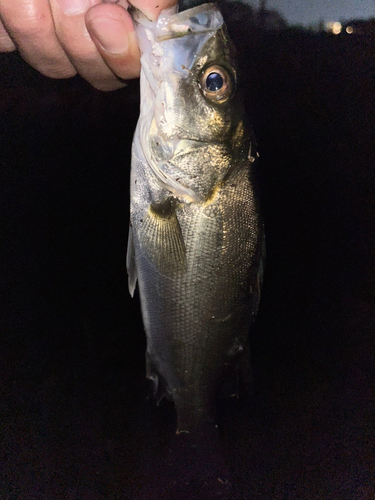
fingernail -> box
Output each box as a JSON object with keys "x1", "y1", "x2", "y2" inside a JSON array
[
  {"x1": 56, "y1": 0, "x2": 90, "y2": 16},
  {"x1": 88, "y1": 17, "x2": 128, "y2": 54}
]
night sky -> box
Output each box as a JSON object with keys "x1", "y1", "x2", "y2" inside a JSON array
[{"x1": 246, "y1": 0, "x2": 374, "y2": 25}]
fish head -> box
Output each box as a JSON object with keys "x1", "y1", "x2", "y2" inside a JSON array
[{"x1": 133, "y1": 3, "x2": 250, "y2": 201}]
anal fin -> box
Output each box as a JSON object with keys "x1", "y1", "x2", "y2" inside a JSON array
[{"x1": 146, "y1": 352, "x2": 171, "y2": 404}]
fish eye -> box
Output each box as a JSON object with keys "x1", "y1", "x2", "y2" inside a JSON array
[{"x1": 200, "y1": 65, "x2": 234, "y2": 102}]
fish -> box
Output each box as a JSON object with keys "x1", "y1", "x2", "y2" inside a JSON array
[{"x1": 127, "y1": 2, "x2": 264, "y2": 434}]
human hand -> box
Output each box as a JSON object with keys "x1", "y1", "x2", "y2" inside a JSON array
[{"x1": 0, "y1": 0, "x2": 177, "y2": 91}]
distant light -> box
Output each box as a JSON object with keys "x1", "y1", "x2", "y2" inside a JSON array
[
  {"x1": 332, "y1": 22, "x2": 342, "y2": 35},
  {"x1": 326, "y1": 22, "x2": 342, "y2": 35},
  {"x1": 346, "y1": 26, "x2": 354, "y2": 34}
]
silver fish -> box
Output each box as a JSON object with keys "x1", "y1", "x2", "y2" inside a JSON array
[{"x1": 127, "y1": 3, "x2": 264, "y2": 433}]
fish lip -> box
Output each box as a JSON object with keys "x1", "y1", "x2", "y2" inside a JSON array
[
  {"x1": 130, "y1": 3, "x2": 223, "y2": 40},
  {"x1": 128, "y1": 6, "x2": 154, "y2": 24},
  {"x1": 156, "y1": 4, "x2": 222, "y2": 41},
  {"x1": 128, "y1": 3, "x2": 177, "y2": 24}
]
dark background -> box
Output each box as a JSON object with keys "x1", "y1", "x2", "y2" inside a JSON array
[{"x1": 1, "y1": 6, "x2": 375, "y2": 499}]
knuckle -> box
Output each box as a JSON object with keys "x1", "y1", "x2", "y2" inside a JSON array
[
  {"x1": 35, "y1": 60, "x2": 77, "y2": 79},
  {"x1": 20, "y1": 50, "x2": 77, "y2": 79},
  {"x1": 3, "y1": 4, "x2": 50, "y2": 41},
  {"x1": 39, "y1": 65, "x2": 77, "y2": 79},
  {"x1": 0, "y1": 3, "x2": 50, "y2": 40},
  {"x1": 11, "y1": 17, "x2": 47, "y2": 40}
]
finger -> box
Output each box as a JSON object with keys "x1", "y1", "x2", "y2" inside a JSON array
[
  {"x1": 50, "y1": 0, "x2": 126, "y2": 91},
  {"x1": 86, "y1": 4, "x2": 140, "y2": 81},
  {"x1": 0, "y1": 19, "x2": 16, "y2": 52},
  {"x1": 0, "y1": 0, "x2": 76, "y2": 78},
  {"x1": 129, "y1": 0, "x2": 177, "y2": 22}
]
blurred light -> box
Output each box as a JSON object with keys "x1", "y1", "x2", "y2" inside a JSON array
[
  {"x1": 346, "y1": 26, "x2": 354, "y2": 34},
  {"x1": 326, "y1": 22, "x2": 342, "y2": 35},
  {"x1": 332, "y1": 22, "x2": 342, "y2": 35}
]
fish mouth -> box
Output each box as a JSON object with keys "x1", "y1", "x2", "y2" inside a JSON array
[
  {"x1": 131, "y1": 3, "x2": 223, "y2": 41},
  {"x1": 156, "y1": 4, "x2": 223, "y2": 41}
]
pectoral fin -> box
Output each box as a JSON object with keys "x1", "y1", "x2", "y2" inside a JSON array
[
  {"x1": 126, "y1": 224, "x2": 137, "y2": 297},
  {"x1": 140, "y1": 199, "x2": 186, "y2": 276}
]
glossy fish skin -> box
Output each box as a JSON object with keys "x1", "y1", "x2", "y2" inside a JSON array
[{"x1": 128, "y1": 3, "x2": 264, "y2": 433}]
